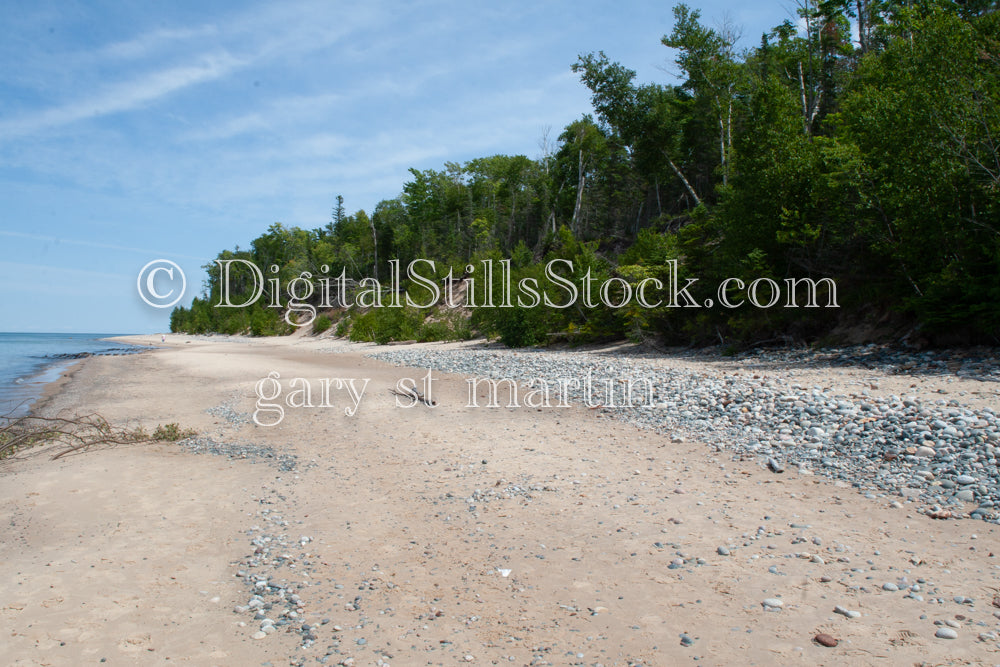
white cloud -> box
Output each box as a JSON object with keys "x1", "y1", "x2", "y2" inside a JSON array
[
  {"x1": 0, "y1": 231, "x2": 210, "y2": 261},
  {"x1": 0, "y1": 52, "x2": 247, "y2": 139},
  {"x1": 96, "y1": 24, "x2": 221, "y2": 61},
  {"x1": 0, "y1": 260, "x2": 129, "y2": 283}
]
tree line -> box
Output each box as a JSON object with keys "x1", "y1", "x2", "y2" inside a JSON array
[{"x1": 171, "y1": 0, "x2": 1000, "y2": 347}]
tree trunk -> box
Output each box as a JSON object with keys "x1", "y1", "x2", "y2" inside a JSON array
[
  {"x1": 663, "y1": 150, "x2": 702, "y2": 207},
  {"x1": 655, "y1": 176, "x2": 662, "y2": 218},
  {"x1": 508, "y1": 190, "x2": 516, "y2": 249},
  {"x1": 572, "y1": 149, "x2": 586, "y2": 234},
  {"x1": 715, "y1": 94, "x2": 728, "y2": 186},
  {"x1": 370, "y1": 219, "x2": 378, "y2": 281},
  {"x1": 856, "y1": 0, "x2": 868, "y2": 54}
]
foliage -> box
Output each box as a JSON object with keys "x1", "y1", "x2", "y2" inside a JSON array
[
  {"x1": 152, "y1": 423, "x2": 197, "y2": 441},
  {"x1": 335, "y1": 315, "x2": 351, "y2": 337},
  {"x1": 0, "y1": 413, "x2": 193, "y2": 461},
  {"x1": 313, "y1": 314, "x2": 332, "y2": 334},
  {"x1": 171, "y1": 3, "x2": 1000, "y2": 346}
]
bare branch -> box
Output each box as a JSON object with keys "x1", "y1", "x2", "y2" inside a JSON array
[{"x1": 0, "y1": 412, "x2": 194, "y2": 462}]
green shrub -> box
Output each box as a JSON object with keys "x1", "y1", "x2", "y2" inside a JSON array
[
  {"x1": 313, "y1": 314, "x2": 332, "y2": 334},
  {"x1": 416, "y1": 319, "x2": 451, "y2": 342},
  {"x1": 492, "y1": 305, "x2": 550, "y2": 347},
  {"x1": 152, "y1": 423, "x2": 197, "y2": 441},
  {"x1": 335, "y1": 316, "x2": 351, "y2": 337},
  {"x1": 348, "y1": 307, "x2": 423, "y2": 344}
]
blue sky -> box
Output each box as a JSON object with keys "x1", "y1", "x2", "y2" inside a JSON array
[{"x1": 0, "y1": 0, "x2": 791, "y2": 333}]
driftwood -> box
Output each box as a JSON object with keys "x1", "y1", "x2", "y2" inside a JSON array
[
  {"x1": 388, "y1": 386, "x2": 437, "y2": 407},
  {"x1": 0, "y1": 412, "x2": 177, "y2": 461}
]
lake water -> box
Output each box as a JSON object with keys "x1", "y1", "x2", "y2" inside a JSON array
[{"x1": 0, "y1": 332, "x2": 146, "y2": 417}]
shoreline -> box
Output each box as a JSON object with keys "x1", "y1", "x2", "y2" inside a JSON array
[
  {"x1": 1, "y1": 358, "x2": 80, "y2": 419},
  {"x1": 28, "y1": 358, "x2": 87, "y2": 417},
  {"x1": 2, "y1": 334, "x2": 999, "y2": 665},
  {"x1": 2, "y1": 334, "x2": 152, "y2": 419}
]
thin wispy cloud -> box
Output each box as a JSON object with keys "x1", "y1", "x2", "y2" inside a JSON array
[
  {"x1": 95, "y1": 24, "x2": 221, "y2": 61},
  {"x1": 179, "y1": 92, "x2": 345, "y2": 142},
  {"x1": 0, "y1": 260, "x2": 130, "y2": 282},
  {"x1": 0, "y1": 231, "x2": 211, "y2": 261},
  {"x1": 1, "y1": 0, "x2": 779, "y2": 332},
  {"x1": 0, "y1": 52, "x2": 247, "y2": 139}
]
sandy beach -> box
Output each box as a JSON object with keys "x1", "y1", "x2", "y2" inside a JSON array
[{"x1": 2, "y1": 334, "x2": 999, "y2": 666}]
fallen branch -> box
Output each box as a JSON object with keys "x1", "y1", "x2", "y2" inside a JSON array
[
  {"x1": 388, "y1": 387, "x2": 437, "y2": 407},
  {"x1": 0, "y1": 412, "x2": 195, "y2": 461}
]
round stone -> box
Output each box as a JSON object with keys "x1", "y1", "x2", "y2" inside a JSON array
[{"x1": 814, "y1": 633, "x2": 838, "y2": 647}]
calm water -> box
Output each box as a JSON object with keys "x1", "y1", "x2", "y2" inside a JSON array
[{"x1": 0, "y1": 332, "x2": 146, "y2": 417}]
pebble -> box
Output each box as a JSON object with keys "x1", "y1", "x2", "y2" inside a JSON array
[
  {"x1": 814, "y1": 633, "x2": 838, "y2": 647},
  {"x1": 935, "y1": 627, "x2": 958, "y2": 639},
  {"x1": 252, "y1": 631, "x2": 267, "y2": 640},
  {"x1": 762, "y1": 598, "x2": 784, "y2": 609},
  {"x1": 369, "y1": 346, "x2": 1000, "y2": 521},
  {"x1": 834, "y1": 605, "x2": 861, "y2": 619},
  {"x1": 717, "y1": 546, "x2": 731, "y2": 556},
  {"x1": 179, "y1": 436, "x2": 301, "y2": 472}
]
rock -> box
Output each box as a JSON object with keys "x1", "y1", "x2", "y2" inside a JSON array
[
  {"x1": 935, "y1": 627, "x2": 958, "y2": 639},
  {"x1": 717, "y1": 546, "x2": 731, "y2": 556},
  {"x1": 956, "y1": 489, "x2": 975, "y2": 502},
  {"x1": 883, "y1": 583, "x2": 899, "y2": 592},
  {"x1": 767, "y1": 458, "x2": 785, "y2": 473},
  {"x1": 916, "y1": 446, "x2": 936, "y2": 457},
  {"x1": 834, "y1": 605, "x2": 860, "y2": 618},
  {"x1": 956, "y1": 475, "x2": 977, "y2": 485},
  {"x1": 762, "y1": 598, "x2": 784, "y2": 609},
  {"x1": 252, "y1": 631, "x2": 267, "y2": 640},
  {"x1": 679, "y1": 633, "x2": 694, "y2": 646},
  {"x1": 814, "y1": 633, "x2": 838, "y2": 647}
]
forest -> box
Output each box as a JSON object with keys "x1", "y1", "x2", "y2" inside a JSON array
[{"x1": 170, "y1": 0, "x2": 1000, "y2": 348}]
